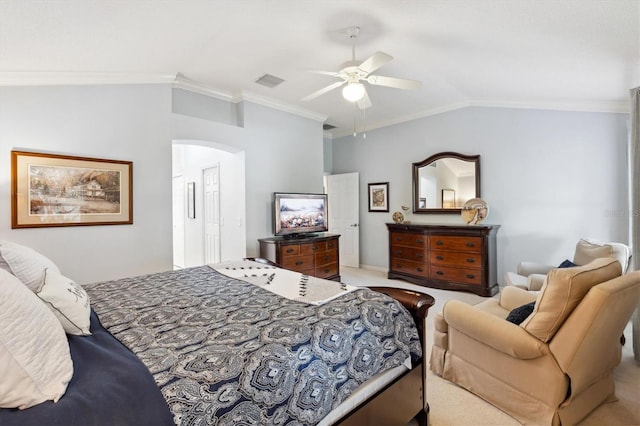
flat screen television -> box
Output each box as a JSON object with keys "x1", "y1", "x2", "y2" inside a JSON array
[{"x1": 273, "y1": 192, "x2": 328, "y2": 238}]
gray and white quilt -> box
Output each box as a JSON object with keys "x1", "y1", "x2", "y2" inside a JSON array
[{"x1": 85, "y1": 265, "x2": 422, "y2": 425}]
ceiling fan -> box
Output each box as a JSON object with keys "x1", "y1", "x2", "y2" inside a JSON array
[{"x1": 302, "y1": 26, "x2": 422, "y2": 109}]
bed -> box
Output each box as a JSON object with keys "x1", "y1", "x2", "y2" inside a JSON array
[{"x1": 0, "y1": 252, "x2": 434, "y2": 426}]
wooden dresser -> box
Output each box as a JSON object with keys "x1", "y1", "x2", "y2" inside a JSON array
[
  {"x1": 258, "y1": 233, "x2": 340, "y2": 281},
  {"x1": 386, "y1": 223, "x2": 500, "y2": 296}
]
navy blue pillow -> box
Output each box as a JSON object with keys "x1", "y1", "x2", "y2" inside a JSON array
[
  {"x1": 558, "y1": 259, "x2": 577, "y2": 268},
  {"x1": 506, "y1": 301, "x2": 536, "y2": 325}
]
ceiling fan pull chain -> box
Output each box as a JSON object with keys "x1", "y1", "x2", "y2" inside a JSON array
[
  {"x1": 363, "y1": 107, "x2": 366, "y2": 139},
  {"x1": 353, "y1": 102, "x2": 357, "y2": 137}
]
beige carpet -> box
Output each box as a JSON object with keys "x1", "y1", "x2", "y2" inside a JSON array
[{"x1": 340, "y1": 266, "x2": 640, "y2": 426}]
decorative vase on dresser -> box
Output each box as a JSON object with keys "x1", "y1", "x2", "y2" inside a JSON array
[
  {"x1": 386, "y1": 223, "x2": 500, "y2": 296},
  {"x1": 258, "y1": 233, "x2": 340, "y2": 281}
]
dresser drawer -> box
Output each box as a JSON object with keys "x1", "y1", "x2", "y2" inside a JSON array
[
  {"x1": 303, "y1": 241, "x2": 326, "y2": 254},
  {"x1": 315, "y1": 250, "x2": 337, "y2": 266},
  {"x1": 391, "y1": 246, "x2": 428, "y2": 263},
  {"x1": 281, "y1": 245, "x2": 301, "y2": 257},
  {"x1": 281, "y1": 254, "x2": 314, "y2": 271},
  {"x1": 315, "y1": 263, "x2": 338, "y2": 279},
  {"x1": 390, "y1": 259, "x2": 429, "y2": 278},
  {"x1": 390, "y1": 232, "x2": 428, "y2": 248},
  {"x1": 430, "y1": 265, "x2": 482, "y2": 285},
  {"x1": 429, "y1": 236, "x2": 482, "y2": 253},
  {"x1": 430, "y1": 250, "x2": 482, "y2": 269}
]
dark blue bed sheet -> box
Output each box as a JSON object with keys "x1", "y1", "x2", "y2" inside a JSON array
[{"x1": 0, "y1": 310, "x2": 175, "y2": 426}]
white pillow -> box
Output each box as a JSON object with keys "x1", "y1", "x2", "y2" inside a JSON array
[
  {"x1": 0, "y1": 269, "x2": 73, "y2": 409},
  {"x1": 0, "y1": 240, "x2": 60, "y2": 291},
  {"x1": 37, "y1": 269, "x2": 92, "y2": 336}
]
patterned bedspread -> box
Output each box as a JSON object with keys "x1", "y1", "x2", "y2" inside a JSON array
[{"x1": 85, "y1": 265, "x2": 422, "y2": 425}]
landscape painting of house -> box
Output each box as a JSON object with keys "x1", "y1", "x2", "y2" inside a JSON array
[{"x1": 29, "y1": 165, "x2": 121, "y2": 215}]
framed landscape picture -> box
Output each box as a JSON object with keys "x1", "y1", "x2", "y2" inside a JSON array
[
  {"x1": 368, "y1": 182, "x2": 389, "y2": 212},
  {"x1": 11, "y1": 151, "x2": 133, "y2": 228}
]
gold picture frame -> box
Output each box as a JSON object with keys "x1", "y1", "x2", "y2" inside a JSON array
[{"x1": 11, "y1": 151, "x2": 133, "y2": 228}]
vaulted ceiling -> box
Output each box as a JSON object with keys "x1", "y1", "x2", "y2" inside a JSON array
[{"x1": 1, "y1": 0, "x2": 638, "y2": 137}]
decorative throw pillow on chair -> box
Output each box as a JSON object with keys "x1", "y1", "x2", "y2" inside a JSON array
[
  {"x1": 558, "y1": 259, "x2": 577, "y2": 268},
  {"x1": 506, "y1": 301, "x2": 536, "y2": 325}
]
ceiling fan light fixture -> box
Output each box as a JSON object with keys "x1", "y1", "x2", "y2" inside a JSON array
[{"x1": 342, "y1": 82, "x2": 365, "y2": 102}]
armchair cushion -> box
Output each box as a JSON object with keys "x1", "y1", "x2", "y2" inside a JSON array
[
  {"x1": 443, "y1": 300, "x2": 546, "y2": 359},
  {"x1": 506, "y1": 302, "x2": 535, "y2": 325},
  {"x1": 499, "y1": 286, "x2": 538, "y2": 310},
  {"x1": 573, "y1": 239, "x2": 613, "y2": 266},
  {"x1": 522, "y1": 258, "x2": 622, "y2": 342}
]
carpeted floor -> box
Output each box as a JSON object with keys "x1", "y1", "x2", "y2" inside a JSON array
[{"x1": 340, "y1": 266, "x2": 640, "y2": 426}]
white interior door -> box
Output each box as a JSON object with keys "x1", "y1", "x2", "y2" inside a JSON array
[
  {"x1": 172, "y1": 175, "x2": 185, "y2": 269},
  {"x1": 327, "y1": 172, "x2": 359, "y2": 268},
  {"x1": 203, "y1": 165, "x2": 221, "y2": 264}
]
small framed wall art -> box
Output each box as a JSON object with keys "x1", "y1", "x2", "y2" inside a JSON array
[
  {"x1": 11, "y1": 150, "x2": 133, "y2": 228},
  {"x1": 368, "y1": 182, "x2": 389, "y2": 212}
]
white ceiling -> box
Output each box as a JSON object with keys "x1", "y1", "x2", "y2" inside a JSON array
[{"x1": 1, "y1": 0, "x2": 638, "y2": 137}]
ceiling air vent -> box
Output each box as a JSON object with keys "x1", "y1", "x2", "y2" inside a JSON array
[
  {"x1": 323, "y1": 123, "x2": 337, "y2": 130},
  {"x1": 255, "y1": 74, "x2": 285, "y2": 88}
]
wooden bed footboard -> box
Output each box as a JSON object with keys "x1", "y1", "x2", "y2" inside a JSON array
[
  {"x1": 245, "y1": 259, "x2": 436, "y2": 425},
  {"x1": 342, "y1": 287, "x2": 435, "y2": 426}
]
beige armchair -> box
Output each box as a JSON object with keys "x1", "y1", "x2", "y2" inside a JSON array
[
  {"x1": 505, "y1": 238, "x2": 631, "y2": 291},
  {"x1": 430, "y1": 258, "x2": 640, "y2": 425}
]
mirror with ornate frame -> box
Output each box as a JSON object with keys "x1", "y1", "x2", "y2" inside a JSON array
[{"x1": 412, "y1": 152, "x2": 480, "y2": 214}]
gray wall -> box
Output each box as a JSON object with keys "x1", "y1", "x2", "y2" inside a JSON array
[
  {"x1": 1, "y1": 84, "x2": 325, "y2": 284},
  {"x1": 0, "y1": 84, "x2": 174, "y2": 283},
  {"x1": 331, "y1": 106, "x2": 630, "y2": 283},
  {"x1": 172, "y1": 100, "x2": 325, "y2": 257}
]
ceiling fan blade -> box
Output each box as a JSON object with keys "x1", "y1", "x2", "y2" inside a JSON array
[
  {"x1": 301, "y1": 80, "x2": 346, "y2": 102},
  {"x1": 308, "y1": 70, "x2": 342, "y2": 77},
  {"x1": 365, "y1": 74, "x2": 422, "y2": 90},
  {"x1": 358, "y1": 51, "x2": 393, "y2": 75},
  {"x1": 357, "y1": 88, "x2": 372, "y2": 110}
]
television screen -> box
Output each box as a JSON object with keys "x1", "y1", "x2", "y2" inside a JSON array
[{"x1": 274, "y1": 193, "x2": 328, "y2": 237}]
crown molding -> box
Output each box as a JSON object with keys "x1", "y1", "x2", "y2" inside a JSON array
[
  {"x1": 468, "y1": 99, "x2": 630, "y2": 114},
  {"x1": 236, "y1": 91, "x2": 327, "y2": 123},
  {"x1": 172, "y1": 73, "x2": 234, "y2": 102},
  {"x1": 329, "y1": 98, "x2": 630, "y2": 139},
  {"x1": 0, "y1": 71, "x2": 177, "y2": 86},
  {"x1": 0, "y1": 71, "x2": 327, "y2": 123},
  {"x1": 329, "y1": 101, "x2": 471, "y2": 139}
]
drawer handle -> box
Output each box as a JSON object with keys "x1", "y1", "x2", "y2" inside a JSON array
[
  {"x1": 324, "y1": 268, "x2": 330, "y2": 273},
  {"x1": 286, "y1": 248, "x2": 294, "y2": 253},
  {"x1": 436, "y1": 270, "x2": 444, "y2": 275},
  {"x1": 436, "y1": 255, "x2": 444, "y2": 260},
  {"x1": 416, "y1": 239, "x2": 424, "y2": 244},
  {"x1": 324, "y1": 255, "x2": 330, "y2": 261},
  {"x1": 467, "y1": 274, "x2": 475, "y2": 279},
  {"x1": 328, "y1": 243, "x2": 334, "y2": 248},
  {"x1": 396, "y1": 263, "x2": 402, "y2": 268},
  {"x1": 466, "y1": 242, "x2": 476, "y2": 248},
  {"x1": 395, "y1": 250, "x2": 403, "y2": 255},
  {"x1": 417, "y1": 267, "x2": 424, "y2": 272},
  {"x1": 416, "y1": 253, "x2": 423, "y2": 258},
  {"x1": 466, "y1": 258, "x2": 475, "y2": 263},
  {"x1": 395, "y1": 237, "x2": 403, "y2": 242},
  {"x1": 436, "y1": 240, "x2": 444, "y2": 245},
  {"x1": 312, "y1": 246, "x2": 318, "y2": 251},
  {"x1": 295, "y1": 261, "x2": 303, "y2": 265}
]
